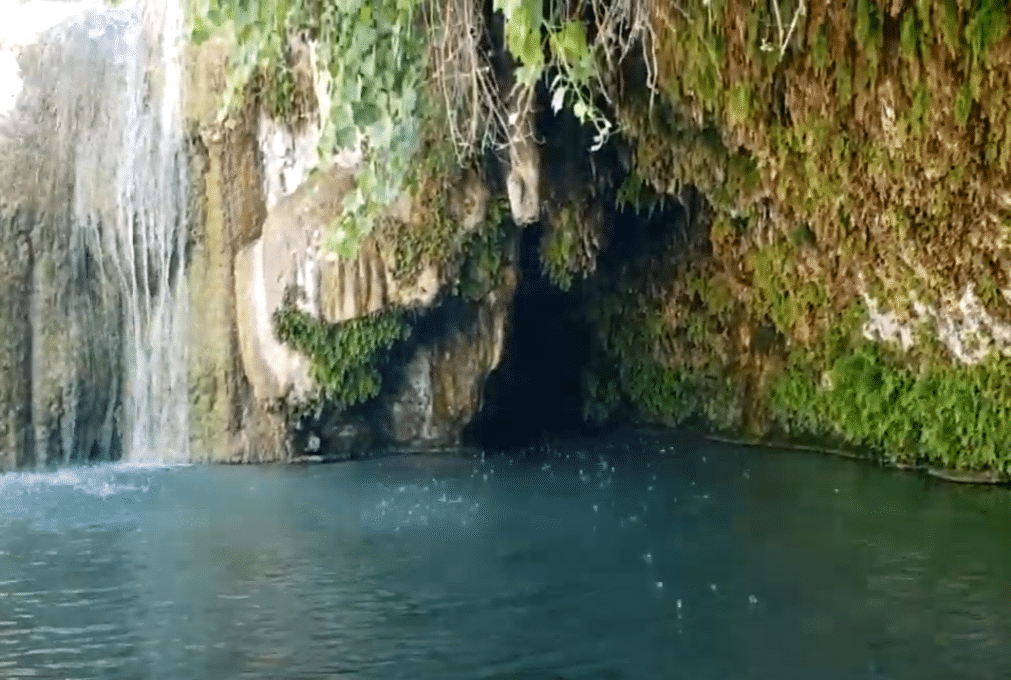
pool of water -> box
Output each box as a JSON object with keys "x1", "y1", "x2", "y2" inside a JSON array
[{"x1": 1, "y1": 432, "x2": 1010, "y2": 679}]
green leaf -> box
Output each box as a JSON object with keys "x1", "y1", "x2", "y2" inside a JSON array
[
  {"x1": 555, "y1": 20, "x2": 588, "y2": 66},
  {"x1": 191, "y1": 20, "x2": 211, "y2": 45}
]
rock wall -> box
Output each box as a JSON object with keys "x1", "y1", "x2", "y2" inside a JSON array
[
  {"x1": 185, "y1": 34, "x2": 285, "y2": 463},
  {"x1": 0, "y1": 4, "x2": 130, "y2": 470},
  {"x1": 188, "y1": 30, "x2": 517, "y2": 460},
  {"x1": 579, "y1": 0, "x2": 1011, "y2": 475}
]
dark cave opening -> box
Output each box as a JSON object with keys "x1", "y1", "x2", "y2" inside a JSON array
[
  {"x1": 465, "y1": 223, "x2": 593, "y2": 448},
  {"x1": 464, "y1": 186, "x2": 696, "y2": 450}
]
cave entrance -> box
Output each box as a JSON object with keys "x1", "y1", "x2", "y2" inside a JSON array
[
  {"x1": 465, "y1": 223, "x2": 593, "y2": 448},
  {"x1": 465, "y1": 187, "x2": 692, "y2": 450}
]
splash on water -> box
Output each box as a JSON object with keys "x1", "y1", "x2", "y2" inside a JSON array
[
  {"x1": 361, "y1": 481, "x2": 482, "y2": 532},
  {"x1": 0, "y1": 462, "x2": 175, "y2": 502}
]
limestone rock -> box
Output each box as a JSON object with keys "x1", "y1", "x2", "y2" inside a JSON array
[
  {"x1": 380, "y1": 291, "x2": 513, "y2": 446},
  {"x1": 233, "y1": 164, "x2": 447, "y2": 406}
]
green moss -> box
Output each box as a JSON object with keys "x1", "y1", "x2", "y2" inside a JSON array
[
  {"x1": 455, "y1": 197, "x2": 511, "y2": 301},
  {"x1": 900, "y1": 10, "x2": 920, "y2": 63},
  {"x1": 968, "y1": 0, "x2": 1010, "y2": 61},
  {"x1": 385, "y1": 138, "x2": 471, "y2": 285},
  {"x1": 811, "y1": 23, "x2": 830, "y2": 73},
  {"x1": 727, "y1": 83, "x2": 753, "y2": 126},
  {"x1": 615, "y1": 170, "x2": 649, "y2": 212},
  {"x1": 541, "y1": 206, "x2": 581, "y2": 291},
  {"x1": 908, "y1": 83, "x2": 931, "y2": 136},
  {"x1": 940, "y1": 0, "x2": 961, "y2": 57},
  {"x1": 272, "y1": 304, "x2": 410, "y2": 413},
  {"x1": 540, "y1": 197, "x2": 607, "y2": 292},
  {"x1": 583, "y1": 290, "x2": 703, "y2": 425},
  {"x1": 954, "y1": 80, "x2": 973, "y2": 128},
  {"x1": 771, "y1": 342, "x2": 1011, "y2": 472}
]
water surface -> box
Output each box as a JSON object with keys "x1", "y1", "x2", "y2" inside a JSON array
[{"x1": 2, "y1": 433, "x2": 1010, "y2": 679}]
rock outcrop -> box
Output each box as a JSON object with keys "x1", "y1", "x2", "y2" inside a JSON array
[{"x1": 187, "y1": 29, "x2": 517, "y2": 460}]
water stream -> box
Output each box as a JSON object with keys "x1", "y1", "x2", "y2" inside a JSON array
[
  {"x1": 1, "y1": 433, "x2": 1010, "y2": 679},
  {"x1": 75, "y1": 0, "x2": 190, "y2": 463}
]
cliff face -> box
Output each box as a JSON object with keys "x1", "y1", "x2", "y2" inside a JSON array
[
  {"x1": 578, "y1": 0, "x2": 1011, "y2": 475},
  {"x1": 5, "y1": 0, "x2": 1010, "y2": 472},
  {"x1": 0, "y1": 4, "x2": 518, "y2": 470},
  {"x1": 0, "y1": 5, "x2": 135, "y2": 470},
  {"x1": 186, "y1": 32, "x2": 517, "y2": 461}
]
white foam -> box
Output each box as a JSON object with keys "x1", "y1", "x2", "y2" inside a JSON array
[{"x1": 0, "y1": 462, "x2": 167, "y2": 501}]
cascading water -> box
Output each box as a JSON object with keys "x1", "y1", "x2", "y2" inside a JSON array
[
  {"x1": 0, "y1": 0, "x2": 190, "y2": 465},
  {"x1": 104, "y1": 0, "x2": 190, "y2": 463}
]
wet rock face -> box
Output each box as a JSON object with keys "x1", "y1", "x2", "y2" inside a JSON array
[
  {"x1": 232, "y1": 164, "x2": 444, "y2": 409},
  {"x1": 377, "y1": 293, "x2": 514, "y2": 447},
  {"x1": 1, "y1": 8, "x2": 520, "y2": 467},
  {"x1": 0, "y1": 5, "x2": 133, "y2": 470},
  {"x1": 230, "y1": 150, "x2": 514, "y2": 455},
  {"x1": 0, "y1": 210, "x2": 35, "y2": 470},
  {"x1": 207, "y1": 31, "x2": 516, "y2": 457}
]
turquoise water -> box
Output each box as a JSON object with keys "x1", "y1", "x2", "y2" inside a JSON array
[{"x1": 1, "y1": 433, "x2": 1010, "y2": 679}]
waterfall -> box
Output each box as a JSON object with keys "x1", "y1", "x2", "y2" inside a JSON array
[
  {"x1": 107, "y1": 0, "x2": 190, "y2": 463},
  {"x1": 1, "y1": 0, "x2": 190, "y2": 465}
]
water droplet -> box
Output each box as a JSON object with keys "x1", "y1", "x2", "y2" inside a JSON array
[
  {"x1": 643, "y1": 552, "x2": 653, "y2": 564},
  {"x1": 710, "y1": 583, "x2": 717, "y2": 592},
  {"x1": 655, "y1": 581, "x2": 663, "y2": 589},
  {"x1": 749, "y1": 594, "x2": 758, "y2": 605},
  {"x1": 593, "y1": 504, "x2": 598, "y2": 512},
  {"x1": 483, "y1": 474, "x2": 488, "y2": 482},
  {"x1": 676, "y1": 599, "x2": 682, "y2": 609}
]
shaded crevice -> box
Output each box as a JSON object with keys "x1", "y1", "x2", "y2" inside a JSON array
[{"x1": 465, "y1": 223, "x2": 592, "y2": 447}]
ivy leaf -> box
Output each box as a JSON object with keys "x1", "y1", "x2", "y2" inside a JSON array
[
  {"x1": 493, "y1": 0, "x2": 524, "y2": 17},
  {"x1": 554, "y1": 20, "x2": 588, "y2": 66},
  {"x1": 401, "y1": 86, "x2": 417, "y2": 117},
  {"x1": 335, "y1": 126, "x2": 357, "y2": 149},
  {"x1": 515, "y1": 64, "x2": 542, "y2": 88}
]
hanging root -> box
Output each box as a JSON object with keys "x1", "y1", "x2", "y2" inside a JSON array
[{"x1": 425, "y1": 0, "x2": 508, "y2": 164}]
